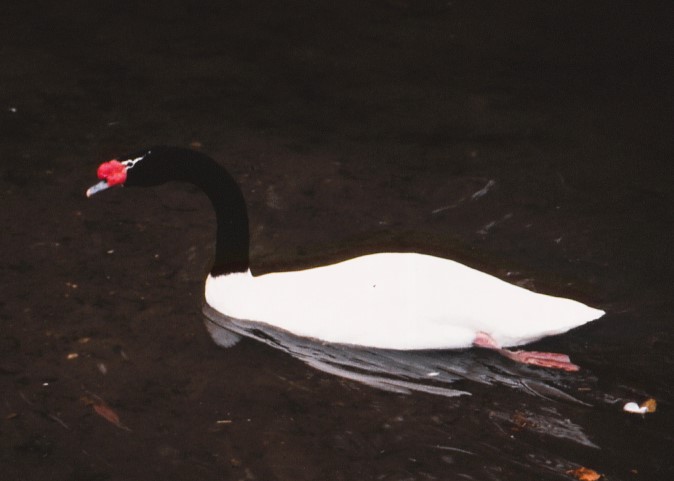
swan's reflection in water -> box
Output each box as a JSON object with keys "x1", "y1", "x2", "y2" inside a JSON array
[{"x1": 203, "y1": 304, "x2": 602, "y2": 450}]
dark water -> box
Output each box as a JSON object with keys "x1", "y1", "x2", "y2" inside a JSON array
[{"x1": 2, "y1": 1, "x2": 673, "y2": 479}]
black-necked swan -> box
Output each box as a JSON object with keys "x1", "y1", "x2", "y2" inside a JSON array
[{"x1": 87, "y1": 146, "x2": 604, "y2": 371}]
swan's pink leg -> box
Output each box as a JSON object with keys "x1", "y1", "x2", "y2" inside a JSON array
[{"x1": 473, "y1": 332, "x2": 580, "y2": 372}]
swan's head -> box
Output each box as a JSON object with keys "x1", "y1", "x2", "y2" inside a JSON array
[{"x1": 86, "y1": 147, "x2": 178, "y2": 197}]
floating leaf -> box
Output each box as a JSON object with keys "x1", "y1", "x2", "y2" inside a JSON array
[
  {"x1": 94, "y1": 402, "x2": 131, "y2": 431},
  {"x1": 641, "y1": 398, "x2": 657, "y2": 413},
  {"x1": 566, "y1": 466, "x2": 602, "y2": 481},
  {"x1": 93, "y1": 403, "x2": 121, "y2": 425}
]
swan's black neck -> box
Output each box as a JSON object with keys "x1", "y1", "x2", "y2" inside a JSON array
[{"x1": 131, "y1": 147, "x2": 249, "y2": 276}]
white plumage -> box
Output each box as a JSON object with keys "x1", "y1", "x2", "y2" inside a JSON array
[{"x1": 206, "y1": 252, "x2": 604, "y2": 350}]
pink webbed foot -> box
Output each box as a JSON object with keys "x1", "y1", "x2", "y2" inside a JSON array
[
  {"x1": 500, "y1": 350, "x2": 580, "y2": 372},
  {"x1": 472, "y1": 332, "x2": 580, "y2": 372}
]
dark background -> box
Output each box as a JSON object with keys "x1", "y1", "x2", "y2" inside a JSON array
[{"x1": 1, "y1": 1, "x2": 673, "y2": 480}]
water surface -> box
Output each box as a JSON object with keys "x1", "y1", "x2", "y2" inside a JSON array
[{"x1": 1, "y1": 1, "x2": 672, "y2": 480}]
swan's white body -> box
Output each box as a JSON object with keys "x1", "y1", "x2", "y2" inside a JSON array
[{"x1": 205, "y1": 252, "x2": 604, "y2": 350}]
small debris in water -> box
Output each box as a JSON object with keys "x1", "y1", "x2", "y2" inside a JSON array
[
  {"x1": 566, "y1": 466, "x2": 602, "y2": 481},
  {"x1": 97, "y1": 363, "x2": 108, "y2": 375},
  {"x1": 48, "y1": 413, "x2": 70, "y2": 430},
  {"x1": 623, "y1": 398, "x2": 657, "y2": 414},
  {"x1": 66, "y1": 352, "x2": 79, "y2": 360},
  {"x1": 433, "y1": 445, "x2": 475, "y2": 455},
  {"x1": 641, "y1": 398, "x2": 657, "y2": 413},
  {"x1": 93, "y1": 403, "x2": 124, "y2": 429},
  {"x1": 82, "y1": 395, "x2": 131, "y2": 431},
  {"x1": 623, "y1": 402, "x2": 647, "y2": 414},
  {"x1": 470, "y1": 179, "x2": 495, "y2": 200}
]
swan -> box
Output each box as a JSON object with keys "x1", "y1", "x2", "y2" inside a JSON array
[{"x1": 87, "y1": 146, "x2": 604, "y2": 371}]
